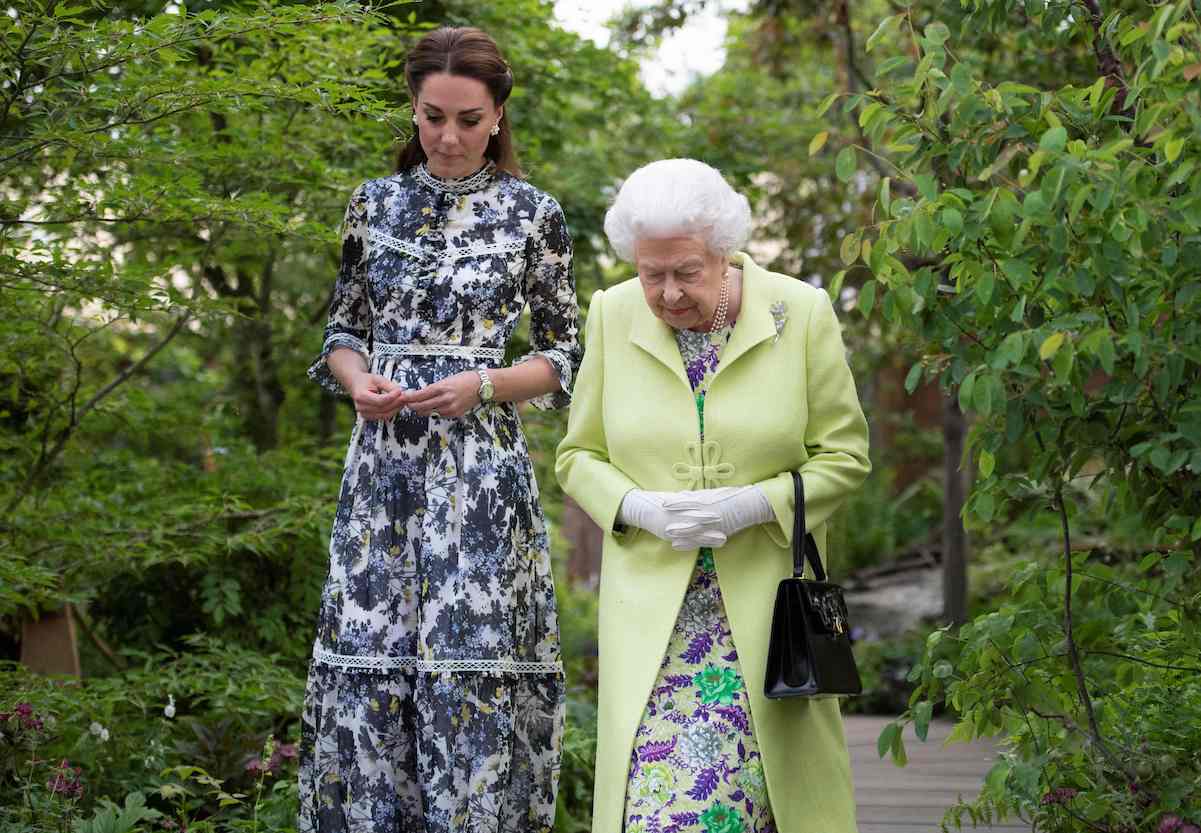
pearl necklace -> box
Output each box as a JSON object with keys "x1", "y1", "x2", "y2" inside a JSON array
[{"x1": 709, "y1": 270, "x2": 731, "y2": 334}]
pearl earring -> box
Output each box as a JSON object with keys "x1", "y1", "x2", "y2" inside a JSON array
[
  {"x1": 490, "y1": 122, "x2": 500, "y2": 137},
  {"x1": 412, "y1": 113, "x2": 418, "y2": 125}
]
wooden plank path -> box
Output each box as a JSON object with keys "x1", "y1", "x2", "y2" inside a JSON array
[{"x1": 846, "y1": 715, "x2": 1030, "y2": 832}]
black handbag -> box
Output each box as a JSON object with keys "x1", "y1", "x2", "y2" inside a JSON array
[{"x1": 764, "y1": 472, "x2": 863, "y2": 699}]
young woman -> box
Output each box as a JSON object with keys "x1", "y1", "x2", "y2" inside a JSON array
[{"x1": 299, "y1": 27, "x2": 580, "y2": 833}]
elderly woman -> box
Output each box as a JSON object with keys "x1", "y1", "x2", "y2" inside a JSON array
[{"x1": 555, "y1": 159, "x2": 870, "y2": 833}]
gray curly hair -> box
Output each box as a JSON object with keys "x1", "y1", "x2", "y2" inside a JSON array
[{"x1": 603, "y1": 158, "x2": 751, "y2": 262}]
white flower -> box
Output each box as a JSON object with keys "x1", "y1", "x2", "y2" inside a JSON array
[
  {"x1": 164, "y1": 3, "x2": 180, "y2": 14},
  {"x1": 6, "y1": 7, "x2": 17, "y2": 19},
  {"x1": 32, "y1": 84, "x2": 42, "y2": 93},
  {"x1": 110, "y1": 128, "x2": 120, "y2": 140},
  {"x1": 163, "y1": 694, "x2": 176, "y2": 719},
  {"x1": 108, "y1": 65, "x2": 120, "y2": 75},
  {"x1": 89, "y1": 722, "x2": 110, "y2": 742}
]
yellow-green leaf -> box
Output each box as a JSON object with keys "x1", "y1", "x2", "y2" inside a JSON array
[
  {"x1": 839, "y1": 232, "x2": 861, "y2": 265},
  {"x1": 1039, "y1": 331, "x2": 1066, "y2": 360},
  {"x1": 1165, "y1": 137, "x2": 1184, "y2": 163},
  {"x1": 809, "y1": 131, "x2": 829, "y2": 157}
]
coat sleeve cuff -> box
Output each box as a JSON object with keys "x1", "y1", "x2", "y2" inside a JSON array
[{"x1": 757, "y1": 471, "x2": 795, "y2": 549}]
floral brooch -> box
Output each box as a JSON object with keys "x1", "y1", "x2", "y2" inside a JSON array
[{"x1": 770, "y1": 301, "x2": 788, "y2": 343}]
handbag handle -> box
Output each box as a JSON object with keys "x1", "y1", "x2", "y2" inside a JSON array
[{"x1": 791, "y1": 471, "x2": 827, "y2": 582}]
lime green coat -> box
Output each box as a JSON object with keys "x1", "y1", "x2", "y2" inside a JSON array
[{"x1": 555, "y1": 252, "x2": 871, "y2": 833}]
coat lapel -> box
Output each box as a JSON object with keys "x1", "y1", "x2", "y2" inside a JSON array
[
  {"x1": 714, "y1": 251, "x2": 780, "y2": 377},
  {"x1": 629, "y1": 297, "x2": 690, "y2": 388}
]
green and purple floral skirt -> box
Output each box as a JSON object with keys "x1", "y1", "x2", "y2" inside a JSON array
[{"x1": 622, "y1": 324, "x2": 776, "y2": 833}]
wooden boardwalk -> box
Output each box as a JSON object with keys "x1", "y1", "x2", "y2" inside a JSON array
[{"x1": 846, "y1": 715, "x2": 1030, "y2": 833}]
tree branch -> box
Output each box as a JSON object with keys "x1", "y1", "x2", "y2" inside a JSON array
[
  {"x1": 4, "y1": 313, "x2": 191, "y2": 516},
  {"x1": 1056, "y1": 489, "x2": 1140, "y2": 785},
  {"x1": 1077, "y1": 0, "x2": 1133, "y2": 117}
]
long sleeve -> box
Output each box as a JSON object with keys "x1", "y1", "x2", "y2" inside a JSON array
[
  {"x1": 308, "y1": 184, "x2": 371, "y2": 397},
  {"x1": 758, "y1": 290, "x2": 871, "y2": 546},
  {"x1": 515, "y1": 195, "x2": 581, "y2": 410},
  {"x1": 555, "y1": 290, "x2": 640, "y2": 534}
]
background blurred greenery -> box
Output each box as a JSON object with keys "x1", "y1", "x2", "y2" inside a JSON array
[{"x1": 2, "y1": 0, "x2": 1198, "y2": 831}]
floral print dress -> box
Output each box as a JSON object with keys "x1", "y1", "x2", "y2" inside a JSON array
[
  {"x1": 299, "y1": 162, "x2": 581, "y2": 833},
  {"x1": 623, "y1": 325, "x2": 776, "y2": 833}
]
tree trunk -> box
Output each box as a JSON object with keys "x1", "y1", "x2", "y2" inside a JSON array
[
  {"x1": 20, "y1": 605, "x2": 81, "y2": 676},
  {"x1": 942, "y1": 393, "x2": 968, "y2": 626},
  {"x1": 318, "y1": 390, "x2": 338, "y2": 445},
  {"x1": 561, "y1": 495, "x2": 603, "y2": 589}
]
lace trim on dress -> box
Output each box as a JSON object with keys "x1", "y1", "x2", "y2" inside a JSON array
[
  {"x1": 368, "y1": 227, "x2": 526, "y2": 264},
  {"x1": 373, "y1": 342, "x2": 505, "y2": 362},
  {"x1": 414, "y1": 162, "x2": 496, "y2": 195},
  {"x1": 312, "y1": 644, "x2": 562, "y2": 675},
  {"x1": 367, "y1": 227, "x2": 424, "y2": 260}
]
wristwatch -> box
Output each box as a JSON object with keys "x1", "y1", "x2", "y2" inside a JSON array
[{"x1": 476, "y1": 369, "x2": 495, "y2": 403}]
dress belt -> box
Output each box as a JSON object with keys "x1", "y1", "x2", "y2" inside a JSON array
[{"x1": 372, "y1": 342, "x2": 504, "y2": 362}]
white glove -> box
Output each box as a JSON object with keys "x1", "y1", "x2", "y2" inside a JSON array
[
  {"x1": 662, "y1": 485, "x2": 775, "y2": 548},
  {"x1": 618, "y1": 489, "x2": 728, "y2": 551}
]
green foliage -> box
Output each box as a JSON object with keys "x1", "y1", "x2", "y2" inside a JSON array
[
  {"x1": 1, "y1": 639, "x2": 303, "y2": 831},
  {"x1": 845, "y1": 0, "x2": 1201, "y2": 827}
]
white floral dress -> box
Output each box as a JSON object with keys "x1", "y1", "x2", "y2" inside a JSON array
[
  {"x1": 623, "y1": 325, "x2": 776, "y2": 833},
  {"x1": 299, "y1": 162, "x2": 581, "y2": 833}
]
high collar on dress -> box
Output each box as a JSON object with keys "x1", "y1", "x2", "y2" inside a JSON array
[{"x1": 414, "y1": 161, "x2": 496, "y2": 195}]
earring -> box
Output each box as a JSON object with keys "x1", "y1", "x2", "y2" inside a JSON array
[
  {"x1": 412, "y1": 113, "x2": 418, "y2": 125},
  {"x1": 490, "y1": 122, "x2": 500, "y2": 137}
]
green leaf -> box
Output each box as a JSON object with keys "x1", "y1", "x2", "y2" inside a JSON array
[
  {"x1": 809, "y1": 130, "x2": 829, "y2": 157},
  {"x1": 1039, "y1": 126, "x2": 1068, "y2": 152},
  {"x1": 835, "y1": 146, "x2": 857, "y2": 182},
  {"x1": 979, "y1": 449, "x2": 996, "y2": 479},
  {"x1": 904, "y1": 361, "x2": 923, "y2": 394},
  {"x1": 857, "y1": 281, "x2": 877, "y2": 317},
  {"x1": 817, "y1": 93, "x2": 840, "y2": 117},
  {"x1": 913, "y1": 701, "x2": 933, "y2": 742},
  {"x1": 995, "y1": 331, "x2": 1026, "y2": 368},
  {"x1": 880, "y1": 177, "x2": 891, "y2": 214},
  {"x1": 1039, "y1": 331, "x2": 1066, "y2": 360},
  {"x1": 976, "y1": 269, "x2": 995, "y2": 305},
  {"x1": 924, "y1": 21, "x2": 951, "y2": 45},
  {"x1": 891, "y1": 727, "x2": 909, "y2": 767},
  {"x1": 974, "y1": 492, "x2": 996, "y2": 522},
  {"x1": 877, "y1": 722, "x2": 901, "y2": 759},
  {"x1": 1165, "y1": 137, "x2": 1184, "y2": 163},
  {"x1": 985, "y1": 761, "x2": 1011, "y2": 793},
  {"x1": 867, "y1": 14, "x2": 903, "y2": 52},
  {"x1": 941, "y1": 207, "x2": 963, "y2": 234},
  {"x1": 933, "y1": 660, "x2": 954, "y2": 678},
  {"x1": 827, "y1": 269, "x2": 848, "y2": 301},
  {"x1": 958, "y1": 369, "x2": 977, "y2": 413},
  {"x1": 1120, "y1": 24, "x2": 1147, "y2": 46}
]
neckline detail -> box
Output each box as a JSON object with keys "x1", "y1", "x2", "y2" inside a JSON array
[{"x1": 414, "y1": 161, "x2": 496, "y2": 195}]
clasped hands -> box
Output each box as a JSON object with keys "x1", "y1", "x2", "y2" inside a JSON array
[
  {"x1": 349, "y1": 371, "x2": 482, "y2": 420},
  {"x1": 618, "y1": 486, "x2": 775, "y2": 551}
]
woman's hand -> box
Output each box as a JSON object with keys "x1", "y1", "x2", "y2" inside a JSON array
[
  {"x1": 349, "y1": 373, "x2": 406, "y2": 421},
  {"x1": 403, "y1": 370, "x2": 482, "y2": 418},
  {"x1": 662, "y1": 486, "x2": 775, "y2": 546},
  {"x1": 618, "y1": 490, "x2": 728, "y2": 550}
]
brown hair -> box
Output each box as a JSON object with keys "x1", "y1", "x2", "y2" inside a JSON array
[{"x1": 396, "y1": 27, "x2": 523, "y2": 178}]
